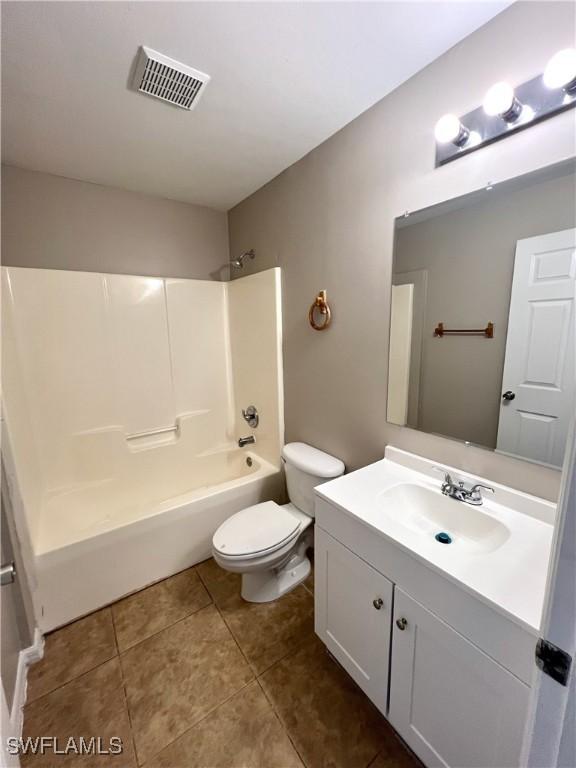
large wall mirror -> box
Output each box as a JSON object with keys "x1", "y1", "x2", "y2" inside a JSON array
[{"x1": 387, "y1": 161, "x2": 575, "y2": 469}]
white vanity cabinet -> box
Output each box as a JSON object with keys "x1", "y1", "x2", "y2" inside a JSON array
[
  {"x1": 314, "y1": 518, "x2": 533, "y2": 768},
  {"x1": 390, "y1": 588, "x2": 530, "y2": 768},
  {"x1": 312, "y1": 447, "x2": 554, "y2": 768},
  {"x1": 315, "y1": 527, "x2": 393, "y2": 714}
]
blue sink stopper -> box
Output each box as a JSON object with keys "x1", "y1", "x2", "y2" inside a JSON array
[{"x1": 435, "y1": 531, "x2": 452, "y2": 544}]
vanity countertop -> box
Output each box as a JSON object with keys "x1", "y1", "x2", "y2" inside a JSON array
[{"x1": 315, "y1": 447, "x2": 555, "y2": 633}]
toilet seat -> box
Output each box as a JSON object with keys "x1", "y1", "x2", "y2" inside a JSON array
[{"x1": 212, "y1": 501, "x2": 301, "y2": 560}]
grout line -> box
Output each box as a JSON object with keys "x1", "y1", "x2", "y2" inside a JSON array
[
  {"x1": 212, "y1": 589, "x2": 311, "y2": 678},
  {"x1": 116, "y1": 656, "x2": 140, "y2": 767},
  {"x1": 193, "y1": 566, "x2": 256, "y2": 668},
  {"x1": 111, "y1": 565, "x2": 214, "y2": 653},
  {"x1": 115, "y1": 639, "x2": 138, "y2": 764},
  {"x1": 255, "y1": 677, "x2": 309, "y2": 768},
  {"x1": 253, "y1": 631, "x2": 314, "y2": 679},
  {"x1": 118, "y1": 602, "x2": 217, "y2": 658},
  {"x1": 364, "y1": 748, "x2": 384, "y2": 768},
  {"x1": 24, "y1": 652, "x2": 119, "y2": 708},
  {"x1": 211, "y1": 596, "x2": 254, "y2": 670},
  {"x1": 109, "y1": 604, "x2": 122, "y2": 657},
  {"x1": 194, "y1": 561, "x2": 226, "y2": 605},
  {"x1": 115, "y1": 593, "x2": 213, "y2": 654},
  {"x1": 142, "y1": 678, "x2": 257, "y2": 766},
  {"x1": 201, "y1": 568, "x2": 315, "y2": 678},
  {"x1": 302, "y1": 579, "x2": 314, "y2": 597}
]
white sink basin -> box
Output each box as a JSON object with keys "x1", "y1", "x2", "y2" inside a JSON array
[
  {"x1": 314, "y1": 446, "x2": 556, "y2": 630},
  {"x1": 378, "y1": 483, "x2": 510, "y2": 553}
]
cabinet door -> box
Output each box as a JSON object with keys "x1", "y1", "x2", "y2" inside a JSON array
[
  {"x1": 315, "y1": 527, "x2": 393, "y2": 715},
  {"x1": 390, "y1": 588, "x2": 530, "y2": 768}
]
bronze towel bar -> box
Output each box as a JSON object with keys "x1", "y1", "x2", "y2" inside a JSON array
[{"x1": 434, "y1": 322, "x2": 494, "y2": 338}]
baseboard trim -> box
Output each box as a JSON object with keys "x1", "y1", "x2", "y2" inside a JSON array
[{"x1": 10, "y1": 628, "x2": 44, "y2": 736}]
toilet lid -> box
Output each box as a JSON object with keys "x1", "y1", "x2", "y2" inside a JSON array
[{"x1": 213, "y1": 501, "x2": 301, "y2": 557}]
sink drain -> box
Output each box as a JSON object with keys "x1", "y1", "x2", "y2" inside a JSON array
[{"x1": 435, "y1": 531, "x2": 453, "y2": 544}]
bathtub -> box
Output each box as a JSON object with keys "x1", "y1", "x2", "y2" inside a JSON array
[
  {"x1": 3, "y1": 266, "x2": 285, "y2": 631},
  {"x1": 34, "y1": 449, "x2": 282, "y2": 631}
]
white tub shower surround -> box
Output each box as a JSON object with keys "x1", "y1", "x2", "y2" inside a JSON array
[{"x1": 1, "y1": 266, "x2": 284, "y2": 630}]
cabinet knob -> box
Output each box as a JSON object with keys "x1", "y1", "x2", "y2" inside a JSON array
[
  {"x1": 396, "y1": 617, "x2": 408, "y2": 631},
  {"x1": 373, "y1": 598, "x2": 384, "y2": 610}
]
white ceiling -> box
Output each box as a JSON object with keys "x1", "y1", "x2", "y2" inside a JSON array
[{"x1": 1, "y1": 1, "x2": 511, "y2": 211}]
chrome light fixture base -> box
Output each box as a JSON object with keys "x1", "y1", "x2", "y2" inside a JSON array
[{"x1": 435, "y1": 72, "x2": 576, "y2": 167}]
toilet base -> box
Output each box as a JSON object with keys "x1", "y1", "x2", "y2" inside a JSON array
[{"x1": 241, "y1": 553, "x2": 311, "y2": 602}]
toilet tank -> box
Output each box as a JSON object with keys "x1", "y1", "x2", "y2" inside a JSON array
[{"x1": 281, "y1": 442, "x2": 345, "y2": 517}]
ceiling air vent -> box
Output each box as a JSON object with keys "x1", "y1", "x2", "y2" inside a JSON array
[{"x1": 132, "y1": 46, "x2": 210, "y2": 111}]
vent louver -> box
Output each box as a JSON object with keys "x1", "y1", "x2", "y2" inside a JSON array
[{"x1": 132, "y1": 46, "x2": 210, "y2": 111}]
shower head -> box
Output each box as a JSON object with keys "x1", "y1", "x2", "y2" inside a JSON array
[{"x1": 230, "y1": 249, "x2": 255, "y2": 269}]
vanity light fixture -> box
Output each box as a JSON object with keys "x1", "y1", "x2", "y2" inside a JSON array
[
  {"x1": 544, "y1": 48, "x2": 576, "y2": 92},
  {"x1": 434, "y1": 114, "x2": 470, "y2": 146},
  {"x1": 435, "y1": 48, "x2": 576, "y2": 167},
  {"x1": 483, "y1": 82, "x2": 523, "y2": 122}
]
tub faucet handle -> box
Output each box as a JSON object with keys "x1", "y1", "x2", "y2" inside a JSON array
[{"x1": 242, "y1": 405, "x2": 259, "y2": 428}]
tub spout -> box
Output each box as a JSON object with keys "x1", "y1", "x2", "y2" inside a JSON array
[{"x1": 238, "y1": 436, "x2": 256, "y2": 447}]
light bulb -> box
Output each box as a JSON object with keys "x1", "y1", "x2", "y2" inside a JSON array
[
  {"x1": 544, "y1": 48, "x2": 576, "y2": 91},
  {"x1": 434, "y1": 114, "x2": 470, "y2": 146},
  {"x1": 483, "y1": 81, "x2": 523, "y2": 122}
]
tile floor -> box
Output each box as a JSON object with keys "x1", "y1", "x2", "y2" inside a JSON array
[{"x1": 22, "y1": 558, "x2": 421, "y2": 768}]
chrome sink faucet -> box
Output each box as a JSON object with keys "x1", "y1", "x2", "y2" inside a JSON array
[{"x1": 433, "y1": 468, "x2": 494, "y2": 506}]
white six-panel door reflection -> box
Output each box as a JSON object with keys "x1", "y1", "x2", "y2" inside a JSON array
[{"x1": 497, "y1": 228, "x2": 576, "y2": 468}]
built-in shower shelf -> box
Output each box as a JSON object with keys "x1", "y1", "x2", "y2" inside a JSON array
[{"x1": 126, "y1": 424, "x2": 179, "y2": 441}]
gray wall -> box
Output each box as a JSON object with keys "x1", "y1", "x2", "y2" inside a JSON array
[
  {"x1": 228, "y1": 1, "x2": 576, "y2": 501},
  {"x1": 1, "y1": 166, "x2": 230, "y2": 280},
  {"x1": 394, "y1": 171, "x2": 576, "y2": 449}
]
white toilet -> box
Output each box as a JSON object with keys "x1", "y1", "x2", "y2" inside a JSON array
[{"x1": 212, "y1": 442, "x2": 345, "y2": 602}]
